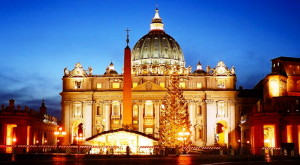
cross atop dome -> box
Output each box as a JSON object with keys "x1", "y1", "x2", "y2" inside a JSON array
[{"x1": 150, "y1": 8, "x2": 164, "y2": 31}]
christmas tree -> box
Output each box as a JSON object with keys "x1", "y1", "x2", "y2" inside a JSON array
[{"x1": 159, "y1": 71, "x2": 191, "y2": 148}]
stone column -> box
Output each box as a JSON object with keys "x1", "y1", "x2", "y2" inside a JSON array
[
  {"x1": 83, "y1": 101, "x2": 93, "y2": 138},
  {"x1": 138, "y1": 101, "x2": 144, "y2": 133},
  {"x1": 104, "y1": 101, "x2": 111, "y2": 131},
  {"x1": 228, "y1": 100, "x2": 236, "y2": 147},
  {"x1": 188, "y1": 100, "x2": 195, "y2": 143},
  {"x1": 62, "y1": 101, "x2": 71, "y2": 145},
  {"x1": 120, "y1": 101, "x2": 123, "y2": 127},
  {"x1": 205, "y1": 99, "x2": 216, "y2": 146}
]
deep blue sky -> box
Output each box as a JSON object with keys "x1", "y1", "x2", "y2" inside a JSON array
[{"x1": 1, "y1": 0, "x2": 300, "y2": 118}]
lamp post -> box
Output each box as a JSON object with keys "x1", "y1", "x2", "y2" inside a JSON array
[
  {"x1": 178, "y1": 128, "x2": 190, "y2": 154},
  {"x1": 35, "y1": 140, "x2": 40, "y2": 153},
  {"x1": 75, "y1": 133, "x2": 85, "y2": 154},
  {"x1": 12, "y1": 137, "x2": 17, "y2": 153},
  {"x1": 54, "y1": 126, "x2": 66, "y2": 153}
]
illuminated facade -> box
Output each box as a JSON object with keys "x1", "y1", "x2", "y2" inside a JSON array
[
  {"x1": 240, "y1": 57, "x2": 300, "y2": 155},
  {"x1": 61, "y1": 9, "x2": 239, "y2": 151},
  {"x1": 0, "y1": 99, "x2": 58, "y2": 153}
]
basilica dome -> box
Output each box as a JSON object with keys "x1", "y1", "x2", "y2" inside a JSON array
[{"x1": 132, "y1": 9, "x2": 185, "y2": 68}]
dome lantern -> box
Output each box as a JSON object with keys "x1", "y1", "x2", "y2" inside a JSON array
[
  {"x1": 132, "y1": 9, "x2": 190, "y2": 75},
  {"x1": 150, "y1": 8, "x2": 164, "y2": 31}
]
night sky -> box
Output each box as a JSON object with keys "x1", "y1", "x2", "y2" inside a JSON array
[{"x1": 1, "y1": 0, "x2": 300, "y2": 118}]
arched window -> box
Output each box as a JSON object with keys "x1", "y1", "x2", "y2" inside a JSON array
[
  {"x1": 78, "y1": 123, "x2": 83, "y2": 136},
  {"x1": 112, "y1": 101, "x2": 120, "y2": 117},
  {"x1": 96, "y1": 106, "x2": 101, "y2": 116},
  {"x1": 197, "y1": 105, "x2": 202, "y2": 116}
]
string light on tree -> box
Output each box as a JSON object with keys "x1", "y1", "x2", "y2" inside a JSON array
[{"x1": 159, "y1": 71, "x2": 191, "y2": 148}]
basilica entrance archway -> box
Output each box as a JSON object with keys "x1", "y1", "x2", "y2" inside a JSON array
[{"x1": 215, "y1": 121, "x2": 228, "y2": 146}]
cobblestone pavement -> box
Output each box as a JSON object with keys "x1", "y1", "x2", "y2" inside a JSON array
[{"x1": 0, "y1": 154, "x2": 300, "y2": 165}]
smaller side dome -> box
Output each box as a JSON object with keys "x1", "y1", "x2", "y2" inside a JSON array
[
  {"x1": 104, "y1": 62, "x2": 118, "y2": 75},
  {"x1": 193, "y1": 61, "x2": 206, "y2": 75}
]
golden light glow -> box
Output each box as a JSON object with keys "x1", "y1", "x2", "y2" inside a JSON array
[
  {"x1": 269, "y1": 78, "x2": 279, "y2": 97},
  {"x1": 264, "y1": 125, "x2": 275, "y2": 147},
  {"x1": 177, "y1": 128, "x2": 190, "y2": 141},
  {"x1": 179, "y1": 82, "x2": 186, "y2": 88},
  {"x1": 196, "y1": 82, "x2": 202, "y2": 89},
  {"x1": 87, "y1": 131, "x2": 157, "y2": 154},
  {"x1": 76, "y1": 133, "x2": 85, "y2": 142},
  {"x1": 6, "y1": 124, "x2": 17, "y2": 153},
  {"x1": 132, "y1": 82, "x2": 138, "y2": 88},
  {"x1": 159, "y1": 82, "x2": 165, "y2": 88},
  {"x1": 287, "y1": 125, "x2": 293, "y2": 143},
  {"x1": 54, "y1": 127, "x2": 67, "y2": 137},
  {"x1": 96, "y1": 83, "x2": 102, "y2": 89},
  {"x1": 298, "y1": 125, "x2": 300, "y2": 154},
  {"x1": 112, "y1": 82, "x2": 120, "y2": 89}
]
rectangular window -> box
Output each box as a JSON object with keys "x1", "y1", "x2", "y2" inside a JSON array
[
  {"x1": 133, "y1": 120, "x2": 138, "y2": 124},
  {"x1": 197, "y1": 106, "x2": 202, "y2": 116},
  {"x1": 96, "y1": 83, "x2": 102, "y2": 89},
  {"x1": 145, "y1": 119, "x2": 153, "y2": 125},
  {"x1": 113, "y1": 120, "x2": 120, "y2": 124},
  {"x1": 217, "y1": 102, "x2": 225, "y2": 117},
  {"x1": 112, "y1": 83, "x2": 120, "y2": 89},
  {"x1": 145, "y1": 101, "x2": 153, "y2": 117},
  {"x1": 179, "y1": 82, "x2": 186, "y2": 88},
  {"x1": 132, "y1": 82, "x2": 138, "y2": 88},
  {"x1": 197, "y1": 82, "x2": 202, "y2": 89},
  {"x1": 159, "y1": 82, "x2": 165, "y2": 88},
  {"x1": 145, "y1": 128, "x2": 153, "y2": 135}
]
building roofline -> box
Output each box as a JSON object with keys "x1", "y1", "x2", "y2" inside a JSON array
[
  {"x1": 271, "y1": 56, "x2": 300, "y2": 62},
  {"x1": 85, "y1": 128, "x2": 158, "y2": 141}
]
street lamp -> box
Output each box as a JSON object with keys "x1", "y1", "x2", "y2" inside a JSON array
[
  {"x1": 12, "y1": 137, "x2": 17, "y2": 153},
  {"x1": 75, "y1": 133, "x2": 85, "y2": 154},
  {"x1": 178, "y1": 128, "x2": 190, "y2": 154},
  {"x1": 54, "y1": 126, "x2": 66, "y2": 153}
]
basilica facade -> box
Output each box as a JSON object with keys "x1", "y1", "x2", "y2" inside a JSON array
[{"x1": 61, "y1": 9, "x2": 239, "y2": 149}]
